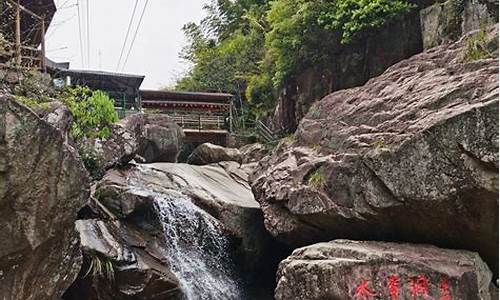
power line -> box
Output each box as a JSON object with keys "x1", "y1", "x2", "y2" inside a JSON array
[
  {"x1": 116, "y1": 0, "x2": 139, "y2": 71},
  {"x1": 86, "y1": 0, "x2": 90, "y2": 68},
  {"x1": 76, "y1": 0, "x2": 84, "y2": 67},
  {"x1": 121, "y1": 0, "x2": 149, "y2": 72}
]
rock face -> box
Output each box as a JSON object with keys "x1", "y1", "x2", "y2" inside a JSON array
[
  {"x1": 81, "y1": 123, "x2": 138, "y2": 172},
  {"x1": 66, "y1": 161, "x2": 283, "y2": 299},
  {"x1": 252, "y1": 26, "x2": 499, "y2": 272},
  {"x1": 79, "y1": 113, "x2": 184, "y2": 175},
  {"x1": 187, "y1": 142, "x2": 242, "y2": 165},
  {"x1": 421, "y1": 0, "x2": 498, "y2": 49},
  {"x1": 272, "y1": 6, "x2": 425, "y2": 133},
  {"x1": 272, "y1": 0, "x2": 497, "y2": 133},
  {"x1": 120, "y1": 114, "x2": 184, "y2": 163},
  {"x1": 0, "y1": 96, "x2": 89, "y2": 299},
  {"x1": 33, "y1": 101, "x2": 73, "y2": 140},
  {"x1": 63, "y1": 219, "x2": 182, "y2": 300},
  {"x1": 96, "y1": 162, "x2": 272, "y2": 270},
  {"x1": 276, "y1": 240, "x2": 494, "y2": 300},
  {"x1": 240, "y1": 143, "x2": 270, "y2": 164}
]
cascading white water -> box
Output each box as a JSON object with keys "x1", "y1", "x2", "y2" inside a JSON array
[{"x1": 153, "y1": 191, "x2": 243, "y2": 300}]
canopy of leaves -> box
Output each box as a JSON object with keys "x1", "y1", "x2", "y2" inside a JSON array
[{"x1": 176, "y1": 0, "x2": 415, "y2": 119}]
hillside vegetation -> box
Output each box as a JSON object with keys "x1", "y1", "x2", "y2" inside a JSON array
[{"x1": 175, "y1": 0, "x2": 416, "y2": 119}]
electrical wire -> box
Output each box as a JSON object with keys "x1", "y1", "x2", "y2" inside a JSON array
[
  {"x1": 116, "y1": 0, "x2": 139, "y2": 71},
  {"x1": 76, "y1": 0, "x2": 84, "y2": 67},
  {"x1": 121, "y1": 0, "x2": 148, "y2": 72},
  {"x1": 86, "y1": 0, "x2": 90, "y2": 68}
]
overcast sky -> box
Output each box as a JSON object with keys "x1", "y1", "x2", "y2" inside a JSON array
[{"x1": 46, "y1": 0, "x2": 209, "y2": 89}]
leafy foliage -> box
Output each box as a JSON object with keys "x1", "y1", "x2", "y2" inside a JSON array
[
  {"x1": 265, "y1": 0, "x2": 415, "y2": 86},
  {"x1": 307, "y1": 168, "x2": 326, "y2": 188},
  {"x1": 176, "y1": 0, "x2": 415, "y2": 119},
  {"x1": 0, "y1": 32, "x2": 6, "y2": 53},
  {"x1": 60, "y1": 86, "x2": 119, "y2": 140},
  {"x1": 464, "y1": 25, "x2": 494, "y2": 62},
  {"x1": 78, "y1": 145, "x2": 105, "y2": 181}
]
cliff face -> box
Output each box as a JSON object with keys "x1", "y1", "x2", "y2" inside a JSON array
[
  {"x1": 272, "y1": 0, "x2": 498, "y2": 133},
  {"x1": 0, "y1": 96, "x2": 89, "y2": 299},
  {"x1": 252, "y1": 24, "x2": 499, "y2": 273}
]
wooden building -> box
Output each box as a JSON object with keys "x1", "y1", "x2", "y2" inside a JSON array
[
  {"x1": 140, "y1": 90, "x2": 234, "y2": 145},
  {"x1": 53, "y1": 69, "x2": 145, "y2": 117},
  {"x1": 0, "y1": 0, "x2": 56, "y2": 70}
]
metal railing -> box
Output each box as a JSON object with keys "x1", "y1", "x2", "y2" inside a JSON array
[
  {"x1": 170, "y1": 114, "x2": 228, "y2": 131},
  {"x1": 254, "y1": 120, "x2": 278, "y2": 143}
]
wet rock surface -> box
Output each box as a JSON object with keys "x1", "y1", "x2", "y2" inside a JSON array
[
  {"x1": 63, "y1": 219, "x2": 182, "y2": 300},
  {"x1": 96, "y1": 162, "x2": 276, "y2": 273},
  {"x1": 0, "y1": 96, "x2": 89, "y2": 300},
  {"x1": 65, "y1": 161, "x2": 285, "y2": 299},
  {"x1": 252, "y1": 25, "x2": 499, "y2": 272},
  {"x1": 276, "y1": 240, "x2": 494, "y2": 300}
]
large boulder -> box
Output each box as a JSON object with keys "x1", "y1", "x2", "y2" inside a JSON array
[
  {"x1": 80, "y1": 123, "x2": 138, "y2": 173},
  {"x1": 32, "y1": 101, "x2": 73, "y2": 139},
  {"x1": 120, "y1": 114, "x2": 184, "y2": 163},
  {"x1": 187, "y1": 142, "x2": 242, "y2": 165},
  {"x1": 276, "y1": 240, "x2": 494, "y2": 300},
  {"x1": 239, "y1": 143, "x2": 270, "y2": 164},
  {"x1": 0, "y1": 96, "x2": 89, "y2": 299},
  {"x1": 252, "y1": 26, "x2": 499, "y2": 272},
  {"x1": 62, "y1": 220, "x2": 182, "y2": 300},
  {"x1": 95, "y1": 162, "x2": 274, "y2": 272},
  {"x1": 69, "y1": 161, "x2": 285, "y2": 298}
]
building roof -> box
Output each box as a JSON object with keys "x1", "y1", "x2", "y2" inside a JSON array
[
  {"x1": 21, "y1": 0, "x2": 57, "y2": 24},
  {"x1": 55, "y1": 69, "x2": 145, "y2": 94},
  {"x1": 140, "y1": 90, "x2": 233, "y2": 104}
]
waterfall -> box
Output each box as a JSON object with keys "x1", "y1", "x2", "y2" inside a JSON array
[{"x1": 154, "y1": 191, "x2": 243, "y2": 300}]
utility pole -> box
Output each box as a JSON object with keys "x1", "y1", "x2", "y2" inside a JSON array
[
  {"x1": 41, "y1": 18, "x2": 46, "y2": 72},
  {"x1": 15, "y1": 0, "x2": 21, "y2": 66}
]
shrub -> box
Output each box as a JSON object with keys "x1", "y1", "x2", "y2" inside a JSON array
[
  {"x1": 464, "y1": 26, "x2": 494, "y2": 62},
  {"x1": 60, "y1": 86, "x2": 119, "y2": 140},
  {"x1": 307, "y1": 168, "x2": 326, "y2": 188},
  {"x1": 77, "y1": 145, "x2": 104, "y2": 181}
]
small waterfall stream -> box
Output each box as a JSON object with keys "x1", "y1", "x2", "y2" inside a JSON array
[
  {"x1": 127, "y1": 165, "x2": 244, "y2": 299},
  {"x1": 155, "y1": 194, "x2": 242, "y2": 299}
]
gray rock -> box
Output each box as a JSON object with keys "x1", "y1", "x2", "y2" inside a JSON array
[
  {"x1": 95, "y1": 161, "x2": 276, "y2": 281},
  {"x1": 33, "y1": 101, "x2": 73, "y2": 139},
  {"x1": 239, "y1": 143, "x2": 269, "y2": 164},
  {"x1": 271, "y1": 0, "x2": 496, "y2": 134},
  {"x1": 120, "y1": 114, "x2": 184, "y2": 163},
  {"x1": 187, "y1": 142, "x2": 242, "y2": 165},
  {"x1": 252, "y1": 25, "x2": 499, "y2": 273},
  {"x1": 420, "y1": 0, "x2": 497, "y2": 49},
  {"x1": 0, "y1": 96, "x2": 89, "y2": 299},
  {"x1": 276, "y1": 240, "x2": 493, "y2": 300},
  {"x1": 63, "y1": 219, "x2": 182, "y2": 300},
  {"x1": 81, "y1": 123, "x2": 138, "y2": 172}
]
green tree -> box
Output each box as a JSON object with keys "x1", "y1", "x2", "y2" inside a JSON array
[{"x1": 176, "y1": 0, "x2": 415, "y2": 120}]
